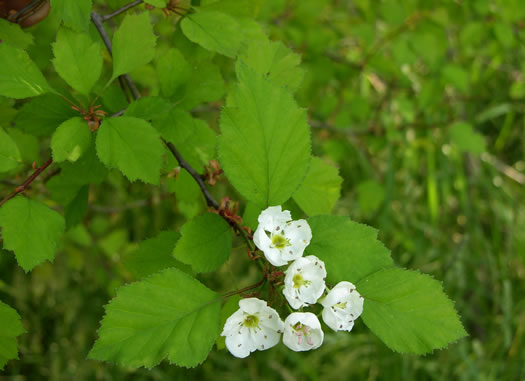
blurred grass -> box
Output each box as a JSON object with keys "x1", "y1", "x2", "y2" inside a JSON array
[{"x1": 2, "y1": 0, "x2": 525, "y2": 379}]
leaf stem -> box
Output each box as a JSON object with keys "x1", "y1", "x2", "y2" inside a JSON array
[
  {"x1": 0, "y1": 158, "x2": 53, "y2": 207},
  {"x1": 222, "y1": 277, "x2": 266, "y2": 299}
]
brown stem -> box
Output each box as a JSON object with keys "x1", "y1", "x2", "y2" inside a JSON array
[
  {"x1": 0, "y1": 158, "x2": 53, "y2": 207},
  {"x1": 164, "y1": 141, "x2": 219, "y2": 209},
  {"x1": 101, "y1": 0, "x2": 144, "y2": 22}
]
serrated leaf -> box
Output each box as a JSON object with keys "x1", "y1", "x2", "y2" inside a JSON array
[
  {"x1": 126, "y1": 231, "x2": 191, "y2": 279},
  {"x1": 14, "y1": 94, "x2": 78, "y2": 136},
  {"x1": 293, "y1": 157, "x2": 342, "y2": 216},
  {"x1": 0, "y1": 127, "x2": 21, "y2": 173},
  {"x1": 0, "y1": 301, "x2": 25, "y2": 370},
  {"x1": 238, "y1": 38, "x2": 305, "y2": 92},
  {"x1": 89, "y1": 268, "x2": 222, "y2": 368},
  {"x1": 0, "y1": 44, "x2": 51, "y2": 99},
  {"x1": 449, "y1": 122, "x2": 486, "y2": 154},
  {"x1": 52, "y1": 27, "x2": 103, "y2": 95},
  {"x1": 112, "y1": 12, "x2": 157, "y2": 80},
  {"x1": 0, "y1": 19, "x2": 33, "y2": 49},
  {"x1": 306, "y1": 215, "x2": 393, "y2": 283},
  {"x1": 0, "y1": 197, "x2": 65, "y2": 272},
  {"x1": 181, "y1": 10, "x2": 243, "y2": 58},
  {"x1": 218, "y1": 63, "x2": 311, "y2": 208},
  {"x1": 155, "y1": 109, "x2": 216, "y2": 171},
  {"x1": 51, "y1": 117, "x2": 92, "y2": 163},
  {"x1": 96, "y1": 117, "x2": 163, "y2": 185},
  {"x1": 50, "y1": 0, "x2": 92, "y2": 32},
  {"x1": 357, "y1": 268, "x2": 467, "y2": 354},
  {"x1": 155, "y1": 48, "x2": 191, "y2": 98},
  {"x1": 173, "y1": 213, "x2": 232, "y2": 273}
]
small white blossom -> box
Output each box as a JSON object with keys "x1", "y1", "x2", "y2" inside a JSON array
[
  {"x1": 253, "y1": 206, "x2": 312, "y2": 267},
  {"x1": 283, "y1": 255, "x2": 326, "y2": 309},
  {"x1": 321, "y1": 281, "x2": 364, "y2": 332},
  {"x1": 283, "y1": 312, "x2": 324, "y2": 351},
  {"x1": 221, "y1": 297, "x2": 284, "y2": 358}
]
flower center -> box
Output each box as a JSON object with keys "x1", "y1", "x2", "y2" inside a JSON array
[
  {"x1": 292, "y1": 322, "x2": 314, "y2": 346},
  {"x1": 271, "y1": 234, "x2": 290, "y2": 249},
  {"x1": 292, "y1": 273, "x2": 310, "y2": 288},
  {"x1": 334, "y1": 301, "x2": 347, "y2": 310},
  {"x1": 243, "y1": 314, "x2": 259, "y2": 328}
]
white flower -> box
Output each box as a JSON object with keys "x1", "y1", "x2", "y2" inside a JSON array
[
  {"x1": 283, "y1": 255, "x2": 326, "y2": 309},
  {"x1": 221, "y1": 297, "x2": 284, "y2": 358},
  {"x1": 253, "y1": 206, "x2": 312, "y2": 267},
  {"x1": 283, "y1": 312, "x2": 324, "y2": 351},
  {"x1": 321, "y1": 281, "x2": 364, "y2": 332}
]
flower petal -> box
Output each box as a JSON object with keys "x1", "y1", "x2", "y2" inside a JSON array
[{"x1": 257, "y1": 206, "x2": 291, "y2": 231}]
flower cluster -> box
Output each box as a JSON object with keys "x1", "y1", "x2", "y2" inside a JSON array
[{"x1": 221, "y1": 206, "x2": 365, "y2": 358}]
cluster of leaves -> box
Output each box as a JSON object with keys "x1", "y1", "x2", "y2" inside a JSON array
[{"x1": 3, "y1": 0, "x2": 523, "y2": 378}]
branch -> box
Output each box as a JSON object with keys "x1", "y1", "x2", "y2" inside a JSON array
[
  {"x1": 0, "y1": 158, "x2": 53, "y2": 207},
  {"x1": 91, "y1": 8, "x2": 257, "y2": 255},
  {"x1": 101, "y1": 0, "x2": 144, "y2": 22},
  {"x1": 164, "y1": 141, "x2": 219, "y2": 209}
]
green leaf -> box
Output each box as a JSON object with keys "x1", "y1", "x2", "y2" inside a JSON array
[
  {"x1": 0, "y1": 127, "x2": 21, "y2": 173},
  {"x1": 96, "y1": 117, "x2": 163, "y2": 184},
  {"x1": 155, "y1": 109, "x2": 216, "y2": 171},
  {"x1": 89, "y1": 268, "x2": 222, "y2": 368},
  {"x1": 218, "y1": 63, "x2": 311, "y2": 208},
  {"x1": 0, "y1": 19, "x2": 33, "y2": 49},
  {"x1": 0, "y1": 301, "x2": 25, "y2": 370},
  {"x1": 52, "y1": 27, "x2": 103, "y2": 95},
  {"x1": 449, "y1": 122, "x2": 486, "y2": 154},
  {"x1": 306, "y1": 215, "x2": 393, "y2": 283},
  {"x1": 51, "y1": 117, "x2": 92, "y2": 163},
  {"x1": 179, "y1": 61, "x2": 225, "y2": 109},
  {"x1": 5, "y1": 129, "x2": 39, "y2": 164},
  {"x1": 14, "y1": 94, "x2": 78, "y2": 136},
  {"x1": 173, "y1": 213, "x2": 232, "y2": 273},
  {"x1": 126, "y1": 231, "x2": 192, "y2": 279},
  {"x1": 181, "y1": 10, "x2": 243, "y2": 58},
  {"x1": 0, "y1": 197, "x2": 65, "y2": 272},
  {"x1": 112, "y1": 12, "x2": 157, "y2": 80},
  {"x1": 64, "y1": 185, "x2": 89, "y2": 229},
  {"x1": 124, "y1": 96, "x2": 173, "y2": 121},
  {"x1": 155, "y1": 48, "x2": 191, "y2": 98},
  {"x1": 47, "y1": 143, "x2": 107, "y2": 207},
  {"x1": 0, "y1": 44, "x2": 50, "y2": 99},
  {"x1": 50, "y1": 0, "x2": 92, "y2": 32},
  {"x1": 357, "y1": 268, "x2": 467, "y2": 354},
  {"x1": 238, "y1": 38, "x2": 305, "y2": 92},
  {"x1": 293, "y1": 157, "x2": 342, "y2": 216}
]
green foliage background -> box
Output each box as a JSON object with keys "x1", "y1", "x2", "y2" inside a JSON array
[{"x1": 1, "y1": 0, "x2": 525, "y2": 379}]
